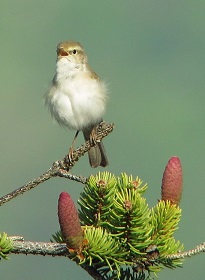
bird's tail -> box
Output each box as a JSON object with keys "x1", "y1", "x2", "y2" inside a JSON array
[{"x1": 83, "y1": 129, "x2": 108, "y2": 168}]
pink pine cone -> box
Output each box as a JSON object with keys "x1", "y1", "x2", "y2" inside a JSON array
[
  {"x1": 161, "y1": 156, "x2": 183, "y2": 205},
  {"x1": 58, "y1": 192, "x2": 83, "y2": 250}
]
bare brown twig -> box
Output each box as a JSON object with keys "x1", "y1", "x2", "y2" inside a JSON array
[{"x1": 0, "y1": 122, "x2": 114, "y2": 206}]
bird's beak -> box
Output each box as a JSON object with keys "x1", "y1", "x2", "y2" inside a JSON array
[{"x1": 57, "y1": 48, "x2": 69, "y2": 57}]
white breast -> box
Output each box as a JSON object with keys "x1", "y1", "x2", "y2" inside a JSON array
[{"x1": 46, "y1": 67, "x2": 107, "y2": 131}]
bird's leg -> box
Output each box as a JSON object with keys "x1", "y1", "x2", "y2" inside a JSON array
[{"x1": 68, "y1": 131, "x2": 79, "y2": 162}]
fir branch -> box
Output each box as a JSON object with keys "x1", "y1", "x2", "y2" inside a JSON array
[
  {"x1": 0, "y1": 122, "x2": 114, "y2": 206},
  {"x1": 9, "y1": 238, "x2": 205, "y2": 271}
]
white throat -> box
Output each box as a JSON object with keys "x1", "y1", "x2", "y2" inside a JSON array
[{"x1": 57, "y1": 57, "x2": 85, "y2": 78}]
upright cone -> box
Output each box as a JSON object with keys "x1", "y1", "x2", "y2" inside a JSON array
[
  {"x1": 58, "y1": 192, "x2": 83, "y2": 250},
  {"x1": 161, "y1": 156, "x2": 183, "y2": 205}
]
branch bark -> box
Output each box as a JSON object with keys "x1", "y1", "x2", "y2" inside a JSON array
[
  {"x1": 11, "y1": 238, "x2": 104, "y2": 280},
  {"x1": 166, "y1": 242, "x2": 205, "y2": 259}
]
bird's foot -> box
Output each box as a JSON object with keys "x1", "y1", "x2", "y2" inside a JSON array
[
  {"x1": 68, "y1": 146, "x2": 74, "y2": 163},
  {"x1": 90, "y1": 128, "x2": 99, "y2": 145}
]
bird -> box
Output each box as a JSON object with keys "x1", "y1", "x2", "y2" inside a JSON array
[{"x1": 45, "y1": 41, "x2": 108, "y2": 168}]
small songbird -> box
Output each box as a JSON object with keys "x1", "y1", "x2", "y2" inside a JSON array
[{"x1": 45, "y1": 41, "x2": 108, "y2": 168}]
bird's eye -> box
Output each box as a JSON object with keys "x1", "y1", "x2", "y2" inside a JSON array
[{"x1": 72, "y1": 49, "x2": 77, "y2": 54}]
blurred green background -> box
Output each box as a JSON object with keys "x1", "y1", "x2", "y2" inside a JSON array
[{"x1": 1, "y1": 0, "x2": 205, "y2": 279}]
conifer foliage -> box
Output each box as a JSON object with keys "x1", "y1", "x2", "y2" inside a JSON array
[{"x1": 56, "y1": 166, "x2": 183, "y2": 279}]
